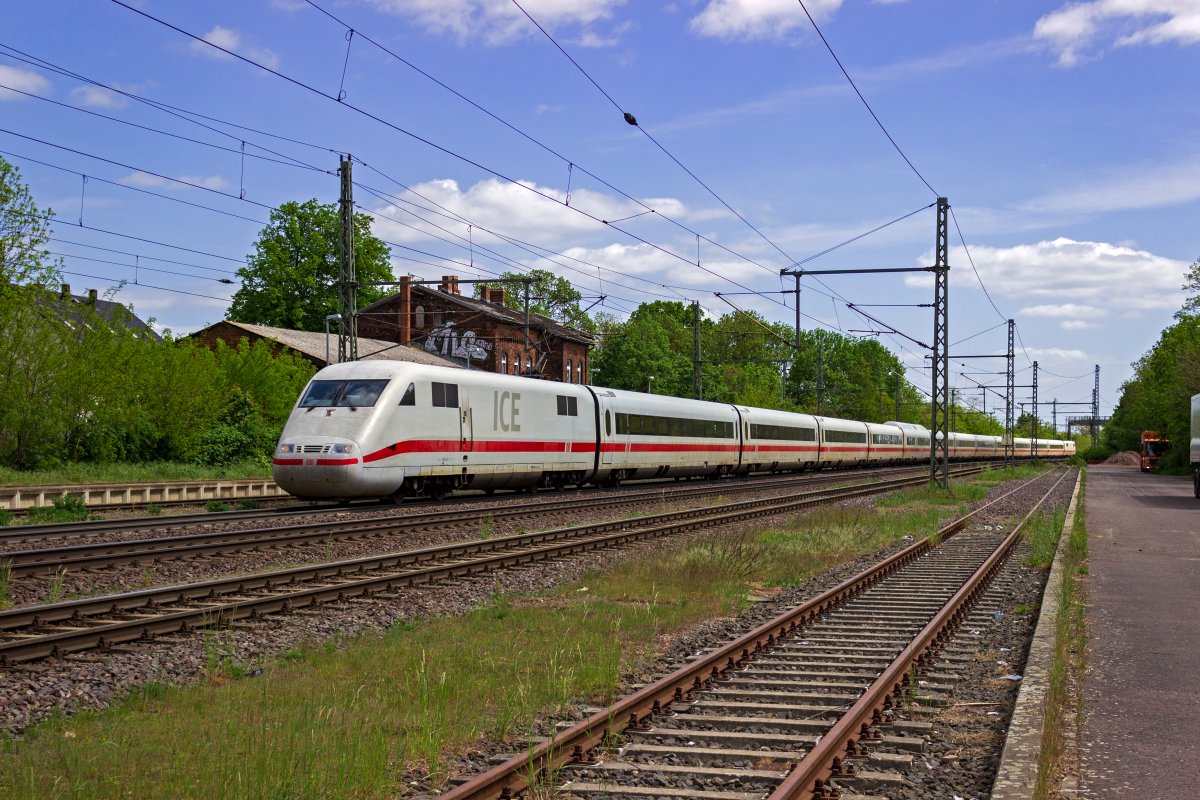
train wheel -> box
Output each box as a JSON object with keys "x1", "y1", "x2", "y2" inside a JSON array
[{"x1": 428, "y1": 484, "x2": 449, "y2": 501}]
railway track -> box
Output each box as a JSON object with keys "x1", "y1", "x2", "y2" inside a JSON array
[
  {"x1": 0, "y1": 464, "x2": 992, "y2": 665},
  {"x1": 0, "y1": 465, "x2": 974, "y2": 574},
  {"x1": 0, "y1": 462, "x2": 1010, "y2": 543},
  {"x1": 435, "y1": 466, "x2": 1073, "y2": 800}
]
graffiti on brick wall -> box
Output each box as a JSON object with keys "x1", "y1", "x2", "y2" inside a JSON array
[{"x1": 425, "y1": 321, "x2": 492, "y2": 362}]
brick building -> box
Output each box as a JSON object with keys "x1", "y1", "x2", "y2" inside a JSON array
[
  {"x1": 189, "y1": 320, "x2": 460, "y2": 369},
  {"x1": 357, "y1": 275, "x2": 594, "y2": 383}
]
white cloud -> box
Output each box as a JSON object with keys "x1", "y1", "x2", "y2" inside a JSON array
[
  {"x1": 188, "y1": 25, "x2": 280, "y2": 70},
  {"x1": 1022, "y1": 346, "x2": 1091, "y2": 365},
  {"x1": 178, "y1": 174, "x2": 231, "y2": 191},
  {"x1": 1035, "y1": 1, "x2": 1200, "y2": 66},
  {"x1": 690, "y1": 0, "x2": 842, "y2": 41},
  {"x1": 0, "y1": 65, "x2": 52, "y2": 101},
  {"x1": 366, "y1": 0, "x2": 626, "y2": 46},
  {"x1": 367, "y1": 177, "x2": 719, "y2": 249},
  {"x1": 68, "y1": 84, "x2": 127, "y2": 109},
  {"x1": 1060, "y1": 319, "x2": 1097, "y2": 330},
  {"x1": 1019, "y1": 156, "x2": 1200, "y2": 216},
  {"x1": 906, "y1": 237, "x2": 1188, "y2": 313},
  {"x1": 119, "y1": 171, "x2": 230, "y2": 192},
  {"x1": 1018, "y1": 303, "x2": 1105, "y2": 319}
]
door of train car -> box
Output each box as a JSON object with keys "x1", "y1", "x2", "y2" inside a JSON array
[{"x1": 460, "y1": 389, "x2": 473, "y2": 452}]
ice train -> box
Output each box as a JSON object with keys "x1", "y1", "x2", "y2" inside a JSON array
[{"x1": 272, "y1": 361, "x2": 1075, "y2": 502}]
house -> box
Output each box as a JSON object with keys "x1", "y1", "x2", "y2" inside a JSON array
[
  {"x1": 34, "y1": 283, "x2": 160, "y2": 341},
  {"x1": 188, "y1": 320, "x2": 461, "y2": 369},
  {"x1": 357, "y1": 275, "x2": 594, "y2": 383}
]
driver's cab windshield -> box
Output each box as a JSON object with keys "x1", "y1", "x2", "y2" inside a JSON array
[{"x1": 300, "y1": 379, "x2": 390, "y2": 408}]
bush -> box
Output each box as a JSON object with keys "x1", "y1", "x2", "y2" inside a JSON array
[
  {"x1": 1077, "y1": 444, "x2": 1115, "y2": 463},
  {"x1": 25, "y1": 493, "x2": 90, "y2": 524},
  {"x1": 205, "y1": 501, "x2": 230, "y2": 513}
]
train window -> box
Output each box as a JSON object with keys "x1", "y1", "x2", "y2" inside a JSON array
[
  {"x1": 871, "y1": 433, "x2": 901, "y2": 445},
  {"x1": 398, "y1": 382, "x2": 416, "y2": 406},
  {"x1": 299, "y1": 380, "x2": 342, "y2": 408},
  {"x1": 556, "y1": 396, "x2": 579, "y2": 417},
  {"x1": 750, "y1": 424, "x2": 816, "y2": 441},
  {"x1": 605, "y1": 410, "x2": 612, "y2": 436},
  {"x1": 300, "y1": 379, "x2": 390, "y2": 409},
  {"x1": 432, "y1": 382, "x2": 459, "y2": 409},
  {"x1": 824, "y1": 429, "x2": 867, "y2": 444}
]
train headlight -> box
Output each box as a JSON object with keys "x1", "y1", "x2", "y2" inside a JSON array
[
  {"x1": 332, "y1": 443, "x2": 356, "y2": 454},
  {"x1": 279, "y1": 443, "x2": 294, "y2": 454}
]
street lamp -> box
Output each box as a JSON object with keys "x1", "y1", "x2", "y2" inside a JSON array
[{"x1": 647, "y1": 375, "x2": 655, "y2": 393}]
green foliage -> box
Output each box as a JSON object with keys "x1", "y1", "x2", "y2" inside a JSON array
[
  {"x1": 0, "y1": 510, "x2": 11, "y2": 527},
  {"x1": 1104, "y1": 308, "x2": 1200, "y2": 471},
  {"x1": 0, "y1": 283, "x2": 314, "y2": 471},
  {"x1": 1076, "y1": 444, "x2": 1114, "y2": 462},
  {"x1": 25, "y1": 494, "x2": 90, "y2": 524},
  {"x1": 0, "y1": 155, "x2": 61, "y2": 286},
  {"x1": 473, "y1": 268, "x2": 597, "y2": 333},
  {"x1": 228, "y1": 199, "x2": 394, "y2": 331},
  {"x1": 786, "y1": 329, "x2": 925, "y2": 422},
  {"x1": 205, "y1": 501, "x2": 231, "y2": 513}
]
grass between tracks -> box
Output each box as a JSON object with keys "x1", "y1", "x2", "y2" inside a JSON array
[
  {"x1": 0, "y1": 460, "x2": 270, "y2": 488},
  {"x1": 0, "y1": 463, "x2": 1049, "y2": 800},
  {"x1": 1034, "y1": 468, "x2": 1089, "y2": 798}
]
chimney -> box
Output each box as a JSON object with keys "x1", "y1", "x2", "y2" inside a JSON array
[
  {"x1": 450, "y1": 275, "x2": 460, "y2": 295},
  {"x1": 399, "y1": 275, "x2": 412, "y2": 345},
  {"x1": 492, "y1": 286, "x2": 506, "y2": 306},
  {"x1": 87, "y1": 289, "x2": 98, "y2": 304},
  {"x1": 60, "y1": 283, "x2": 71, "y2": 299},
  {"x1": 439, "y1": 274, "x2": 453, "y2": 294}
]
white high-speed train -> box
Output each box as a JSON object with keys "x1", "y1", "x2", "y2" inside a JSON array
[{"x1": 272, "y1": 362, "x2": 1075, "y2": 502}]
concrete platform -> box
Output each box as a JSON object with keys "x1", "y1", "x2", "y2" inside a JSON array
[{"x1": 1079, "y1": 465, "x2": 1200, "y2": 797}]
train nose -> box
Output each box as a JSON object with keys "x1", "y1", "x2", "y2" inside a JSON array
[{"x1": 273, "y1": 437, "x2": 365, "y2": 499}]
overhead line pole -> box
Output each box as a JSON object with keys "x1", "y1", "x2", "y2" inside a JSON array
[
  {"x1": 1006, "y1": 319, "x2": 1015, "y2": 466},
  {"x1": 931, "y1": 197, "x2": 950, "y2": 488},
  {"x1": 337, "y1": 154, "x2": 358, "y2": 363},
  {"x1": 1031, "y1": 360, "x2": 1039, "y2": 461},
  {"x1": 692, "y1": 300, "x2": 703, "y2": 400},
  {"x1": 780, "y1": 197, "x2": 951, "y2": 488}
]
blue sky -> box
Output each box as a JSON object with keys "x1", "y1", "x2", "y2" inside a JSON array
[{"x1": 2, "y1": 0, "x2": 1198, "y2": 423}]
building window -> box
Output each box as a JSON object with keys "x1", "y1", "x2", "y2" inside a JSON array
[
  {"x1": 525, "y1": 356, "x2": 532, "y2": 373},
  {"x1": 501, "y1": 352, "x2": 508, "y2": 374},
  {"x1": 414, "y1": 305, "x2": 425, "y2": 329},
  {"x1": 576, "y1": 360, "x2": 583, "y2": 384},
  {"x1": 566, "y1": 361, "x2": 573, "y2": 383}
]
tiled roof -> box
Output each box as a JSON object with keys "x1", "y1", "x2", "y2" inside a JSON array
[
  {"x1": 32, "y1": 286, "x2": 161, "y2": 342},
  {"x1": 212, "y1": 321, "x2": 462, "y2": 367}
]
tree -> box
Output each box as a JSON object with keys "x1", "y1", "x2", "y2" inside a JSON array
[
  {"x1": 1180, "y1": 255, "x2": 1200, "y2": 319},
  {"x1": 0, "y1": 156, "x2": 60, "y2": 286},
  {"x1": 228, "y1": 199, "x2": 394, "y2": 331},
  {"x1": 473, "y1": 268, "x2": 596, "y2": 333}
]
